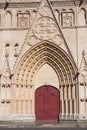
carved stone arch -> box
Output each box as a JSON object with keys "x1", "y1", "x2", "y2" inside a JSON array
[
  {"x1": 61, "y1": 9, "x2": 66, "y2": 12},
  {"x1": 26, "y1": 51, "x2": 70, "y2": 85},
  {"x1": 4, "y1": 10, "x2": 12, "y2": 27},
  {"x1": 54, "y1": 9, "x2": 60, "y2": 24},
  {"x1": 30, "y1": 9, "x2": 37, "y2": 23},
  {"x1": 61, "y1": 8, "x2": 74, "y2": 26},
  {"x1": 69, "y1": 8, "x2": 74, "y2": 12},
  {"x1": 14, "y1": 45, "x2": 71, "y2": 85},
  {"x1": 28, "y1": 57, "x2": 64, "y2": 86},
  {"x1": 13, "y1": 41, "x2": 77, "y2": 118},
  {"x1": 6, "y1": 10, "x2": 12, "y2": 14},
  {"x1": 79, "y1": 8, "x2": 86, "y2": 25},
  {"x1": 17, "y1": 10, "x2": 30, "y2": 28},
  {"x1": 24, "y1": 10, "x2": 30, "y2": 27},
  {"x1": 80, "y1": 8, "x2": 86, "y2": 12},
  {"x1": 16, "y1": 52, "x2": 64, "y2": 85},
  {"x1": 68, "y1": 8, "x2": 75, "y2": 24},
  {"x1": 30, "y1": 57, "x2": 72, "y2": 86},
  {"x1": 13, "y1": 41, "x2": 77, "y2": 86},
  {"x1": 25, "y1": 10, "x2": 30, "y2": 14},
  {"x1": 23, "y1": 56, "x2": 63, "y2": 86},
  {"x1": 21, "y1": 48, "x2": 65, "y2": 82},
  {"x1": 17, "y1": 10, "x2": 22, "y2": 14}
]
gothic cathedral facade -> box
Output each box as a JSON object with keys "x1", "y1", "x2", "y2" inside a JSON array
[{"x1": 0, "y1": 0, "x2": 87, "y2": 121}]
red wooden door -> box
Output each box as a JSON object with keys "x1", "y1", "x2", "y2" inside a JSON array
[{"x1": 35, "y1": 85, "x2": 60, "y2": 120}]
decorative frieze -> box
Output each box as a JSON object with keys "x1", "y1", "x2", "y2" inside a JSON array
[{"x1": 0, "y1": 0, "x2": 86, "y2": 9}]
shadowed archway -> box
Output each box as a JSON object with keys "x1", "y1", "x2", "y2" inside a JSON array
[{"x1": 13, "y1": 40, "x2": 77, "y2": 120}]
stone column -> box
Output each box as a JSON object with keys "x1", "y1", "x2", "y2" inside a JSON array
[
  {"x1": 27, "y1": 99, "x2": 30, "y2": 115},
  {"x1": 12, "y1": 9, "x2": 17, "y2": 28},
  {"x1": 66, "y1": 100, "x2": 68, "y2": 118},
  {"x1": 17, "y1": 85, "x2": 21, "y2": 115},
  {"x1": 71, "y1": 85, "x2": 73, "y2": 99},
  {"x1": 11, "y1": 84, "x2": 15, "y2": 114},
  {"x1": 27, "y1": 85, "x2": 30, "y2": 115},
  {"x1": 62, "y1": 100, "x2": 64, "y2": 118},
  {"x1": 32, "y1": 84, "x2": 34, "y2": 115},
  {"x1": 0, "y1": 83, "x2": 1, "y2": 116},
  {"x1": 65, "y1": 85, "x2": 67, "y2": 100},
  {"x1": 25, "y1": 100, "x2": 28, "y2": 115},
  {"x1": 72, "y1": 84, "x2": 76, "y2": 119},
  {"x1": 70, "y1": 100, "x2": 72, "y2": 118},
  {"x1": 74, "y1": 99, "x2": 77, "y2": 117},
  {"x1": 15, "y1": 100, "x2": 18, "y2": 115},
  {"x1": 10, "y1": 84, "x2": 14, "y2": 115},
  {"x1": 1, "y1": 9, "x2": 5, "y2": 27},
  {"x1": 68, "y1": 86, "x2": 71, "y2": 99},
  {"x1": 60, "y1": 86, "x2": 63, "y2": 117},
  {"x1": 65, "y1": 85, "x2": 68, "y2": 118},
  {"x1": 86, "y1": 85, "x2": 87, "y2": 116},
  {"x1": 29, "y1": 84, "x2": 34, "y2": 116},
  {"x1": 61, "y1": 86, "x2": 63, "y2": 99},
  {"x1": 61, "y1": 85, "x2": 64, "y2": 118},
  {"x1": 73, "y1": 84, "x2": 76, "y2": 99}
]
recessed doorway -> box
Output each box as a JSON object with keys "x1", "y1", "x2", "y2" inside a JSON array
[{"x1": 35, "y1": 85, "x2": 60, "y2": 120}]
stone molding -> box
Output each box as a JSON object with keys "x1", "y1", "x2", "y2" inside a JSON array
[
  {"x1": 13, "y1": 41, "x2": 77, "y2": 85},
  {"x1": 0, "y1": 0, "x2": 86, "y2": 9}
]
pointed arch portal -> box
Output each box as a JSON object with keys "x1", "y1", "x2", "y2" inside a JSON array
[
  {"x1": 14, "y1": 41, "x2": 77, "y2": 84},
  {"x1": 13, "y1": 41, "x2": 77, "y2": 120}
]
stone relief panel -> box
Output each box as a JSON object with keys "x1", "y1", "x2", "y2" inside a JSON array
[
  {"x1": 17, "y1": 13, "x2": 29, "y2": 28},
  {"x1": 61, "y1": 12, "x2": 74, "y2": 27}
]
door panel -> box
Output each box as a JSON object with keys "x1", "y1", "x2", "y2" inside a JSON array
[{"x1": 35, "y1": 85, "x2": 60, "y2": 120}]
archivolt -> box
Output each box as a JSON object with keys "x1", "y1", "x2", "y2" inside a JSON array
[{"x1": 13, "y1": 41, "x2": 77, "y2": 86}]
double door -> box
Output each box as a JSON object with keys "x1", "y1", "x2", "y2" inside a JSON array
[{"x1": 35, "y1": 85, "x2": 60, "y2": 120}]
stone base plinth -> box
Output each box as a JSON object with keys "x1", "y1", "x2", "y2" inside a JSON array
[{"x1": 0, "y1": 115, "x2": 35, "y2": 121}]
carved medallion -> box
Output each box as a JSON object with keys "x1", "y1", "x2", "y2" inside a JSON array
[{"x1": 33, "y1": 17, "x2": 58, "y2": 40}]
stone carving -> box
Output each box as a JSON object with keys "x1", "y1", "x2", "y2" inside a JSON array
[
  {"x1": 27, "y1": 35, "x2": 40, "y2": 46},
  {"x1": 39, "y1": 6, "x2": 51, "y2": 16},
  {"x1": 51, "y1": 34, "x2": 63, "y2": 45},
  {"x1": 17, "y1": 13, "x2": 29, "y2": 28},
  {"x1": 62, "y1": 12, "x2": 73, "y2": 27},
  {"x1": 33, "y1": 17, "x2": 58, "y2": 40}
]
